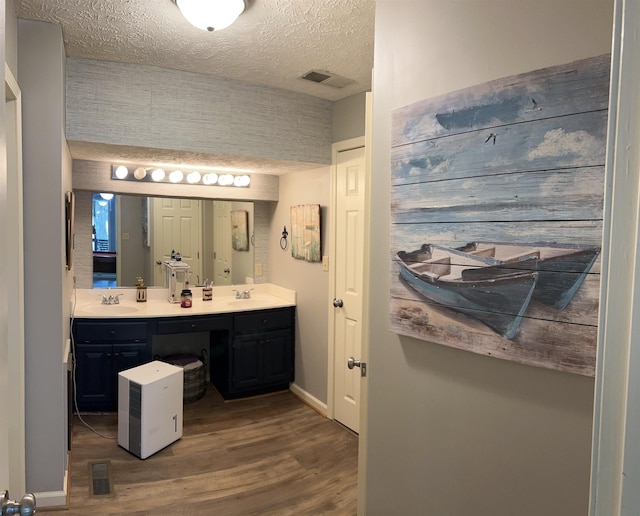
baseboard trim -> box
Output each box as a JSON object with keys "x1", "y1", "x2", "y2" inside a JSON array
[
  {"x1": 34, "y1": 464, "x2": 69, "y2": 508},
  {"x1": 290, "y1": 382, "x2": 327, "y2": 417},
  {"x1": 33, "y1": 489, "x2": 67, "y2": 508}
]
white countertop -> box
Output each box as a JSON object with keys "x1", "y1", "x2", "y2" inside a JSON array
[{"x1": 72, "y1": 283, "x2": 296, "y2": 319}]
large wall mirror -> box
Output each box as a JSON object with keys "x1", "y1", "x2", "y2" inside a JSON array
[{"x1": 89, "y1": 193, "x2": 255, "y2": 288}]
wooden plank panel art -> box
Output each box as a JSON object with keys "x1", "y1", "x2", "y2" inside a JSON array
[{"x1": 390, "y1": 54, "x2": 610, "y2": 376}]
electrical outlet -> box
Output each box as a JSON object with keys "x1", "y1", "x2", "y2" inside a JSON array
[
  {"x1": 322, "y1": 256, "x2": 329, "y2": 271},
  {"x1": 122, "y1": 232, "x2": 130, "y2": 240},
  {"x1": 255, "y1": 263, "x2": 263, "y2": 276}
]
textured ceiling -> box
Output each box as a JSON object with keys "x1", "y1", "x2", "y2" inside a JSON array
[
  {"x1": 14, "y1": 0, "x2": 375, "y2": 102},
  {"x1": 14, "y1": 0, "x2": 375, "y2": 174}
]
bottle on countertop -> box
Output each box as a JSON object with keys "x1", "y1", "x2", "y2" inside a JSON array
[
  {"x1": 202, "y1": 281, "x2": 213, "y2": 301},
  {"x1": 136, "y1": 277, "x2": 147, "y2": 302},
  {"x1": 181, "y1": 278, "x2": 192, "y2": 308}
]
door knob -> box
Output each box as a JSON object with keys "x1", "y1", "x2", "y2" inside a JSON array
[
  {"x1": 347, "y1": 357, "x2": 367, "y2": 376},
  {"x1": 1, "y1": 490, "x2": 37, "y2": 516},
  {"x1": 347, "y1": 357, "x2": 360, "y2": 369},
  {"x1": 333, "y1": 298, "x2": 343, "y2": 308}
]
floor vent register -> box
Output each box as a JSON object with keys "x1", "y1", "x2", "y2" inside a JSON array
[{"x1": 88, "y1": 461, "x2": 113, "y2": 497}]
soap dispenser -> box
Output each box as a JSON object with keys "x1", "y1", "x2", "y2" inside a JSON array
[{"x1": 136, "y1": 277, "x2": 147, "y2": 302}]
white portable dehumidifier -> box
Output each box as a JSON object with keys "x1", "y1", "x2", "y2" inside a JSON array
[{"x1": 118, "y1": 360, "x2": 184, "y2": 459}]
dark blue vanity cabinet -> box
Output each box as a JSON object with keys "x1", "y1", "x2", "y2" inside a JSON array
[
  {"x1": 213, "y1": 308, "x2": 295, "y2": 399},
  {"x1": 72, "y1": 306, "x2": 295, "y2": 411},
  {"x1": 73, "y1": 319, "x2": 151, "y2": 412}
]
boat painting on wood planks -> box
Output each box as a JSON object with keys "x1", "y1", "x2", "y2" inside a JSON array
[{"x1": 390, "y1": 54, "x2": 610, "y2": 376}]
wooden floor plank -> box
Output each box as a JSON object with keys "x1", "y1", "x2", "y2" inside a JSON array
[{"x1": 39, "y1": 387, "x2": 358, "y2": 515}]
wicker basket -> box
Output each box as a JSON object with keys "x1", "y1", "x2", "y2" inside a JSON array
[{"x1": 158, "y1": 350, "x2": 207, "y2": 404}]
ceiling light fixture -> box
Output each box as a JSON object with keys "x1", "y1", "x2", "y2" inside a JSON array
[{"x1": 175, "y1": 0, "x2": 245, "y2": 32}]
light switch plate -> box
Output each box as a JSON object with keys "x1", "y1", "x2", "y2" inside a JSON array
[
  {"x1": 255, "y1": 263, "x2": 263, "y2": 276},
  {"x1": 322, "y1": 256, "x2": 329, "y2": 271}
]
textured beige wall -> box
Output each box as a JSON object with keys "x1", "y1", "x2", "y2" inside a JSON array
[{"x1": 364, "y1": 1, "x2": 613, "y2": 514}]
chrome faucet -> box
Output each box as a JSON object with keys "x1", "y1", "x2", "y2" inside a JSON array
[
  {"x1": 233, "y1": 288, "x2": 254, "y2": 299},
  {"x1": 100, "y1": 292, "x2": 124, "y2": 305}
]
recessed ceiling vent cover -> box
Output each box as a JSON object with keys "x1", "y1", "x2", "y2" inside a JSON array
[{"x1": 299, "y1": 70, "x2": 355, "y2": 89}]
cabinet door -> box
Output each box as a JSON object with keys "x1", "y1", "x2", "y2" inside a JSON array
[
  {"x1": 75, "y1": 343, "x2": 112, "y2": 410},
  {"x1": 112, "y1": 343, "x2": 150, "y2": 410},
  {"x1": 231, "y1": 335, "x2": 262, "y2": 391},
  {"x1": 112, "y1": 343, "x2": 150, "y2": 374},
  {"x1": 262, "y1": 330, "x2": 294, "y2": 385}
]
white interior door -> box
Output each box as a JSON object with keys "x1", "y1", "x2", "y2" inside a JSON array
[
  {"x1": 333, "y1": 144, "x2": 366, "y2": 433},
  {"x1": 152, "y1": 197, "x2": 202, "y2": 285},
  {"x1": 213, "y1": 201, "x2": 232, "y2": 286},
  {"x1": 2, "y1": 65, "x2": 25, "y2": 496}
]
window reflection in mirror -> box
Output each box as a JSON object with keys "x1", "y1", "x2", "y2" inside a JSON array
[{"x1": 91, "y1": 194, "x2": 254, "y2": 288}]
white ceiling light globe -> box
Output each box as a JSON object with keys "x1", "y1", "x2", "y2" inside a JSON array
[
  {"x1": 169, "y1": 170, "x2": 184, "y2": 183},
  {"x1": 151, "y1": 168, "x2": 166, "y2": 182},
  {"x1": 176, "y1": 0, "x2": 245, "y2": 32},
  {"x1": 99, "y1": 193, "x2": 114, "y2": 200}
]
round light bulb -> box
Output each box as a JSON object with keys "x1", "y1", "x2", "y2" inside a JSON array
[
  {"x1": 151, "y1": 168, "x2": 166, "y2": 182},
  {"x1": 219, "y1": 174, "x2": 233, "y2": 186},
  {"x1": 133, "y1": 167, "x2": 147, "y2": 180},
  {"x1": 169, "y1": 170, "x2": 184, "y2": 183},
  {"x1": 114, "y1": 165, "x2": 129, "y2": 179},
  {"x1": 203, "y1": 173, "x2": 218, "y2": 185},
  {"x1": 186, "y1": 171, "x2": 202, "y2": 184},
  {"x1": 99, "y1": 193, "x2": 114, "y2": 200}
]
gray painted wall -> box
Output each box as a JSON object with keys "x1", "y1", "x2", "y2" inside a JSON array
[
  {"x1": 364, "y1": 1, "x2": 613, "y2": 514},
  {"x1": 332, "y1": 92, "x2": 367, "y2": 142},
  {"x1": 268, "y1": 167, "x2": 330, "y2": 404},
  {"x1": 19, "y1": 19, "x2": 72, "y2": 495},
  {"x1": 66, "y1": 58, "x2": 333, "y2": 166}
]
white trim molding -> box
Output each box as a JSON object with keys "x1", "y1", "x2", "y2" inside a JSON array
[{"x1": 590, "y1": 0, "x2": 640, "y2": 513}]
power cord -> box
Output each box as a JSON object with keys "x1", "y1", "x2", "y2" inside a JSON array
[{"x1": 70, "y1": 286, "x2": 117, "y2": 440}]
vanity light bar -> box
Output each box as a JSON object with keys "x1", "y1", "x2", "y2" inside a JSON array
[{"x1": 111, "y1": 165, "x2": 251, "y2": 188}]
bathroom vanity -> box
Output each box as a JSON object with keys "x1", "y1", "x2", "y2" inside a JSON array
[{"x1": 71, "y1": 285, "x2": 296, "y2": 411}]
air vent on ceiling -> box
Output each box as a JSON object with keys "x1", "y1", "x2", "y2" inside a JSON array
[{"x1": 299, "y1": 70, "x2": 355, "y2": 89}]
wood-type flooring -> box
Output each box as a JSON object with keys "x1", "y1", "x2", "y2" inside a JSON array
[{"x1": 40, "y1": 388, "x2": 358, "y2": 515}]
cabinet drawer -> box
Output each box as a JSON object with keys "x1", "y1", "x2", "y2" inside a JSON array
[
  {"x1": 74, "y1": 320, "x2": 148, "y2": 342},
  {"x1": 156, "y1": 315, "x2": 231, "y2": 335},
  {"x1": 234, "y1": 308, "x2": 293, "y2": 333}
]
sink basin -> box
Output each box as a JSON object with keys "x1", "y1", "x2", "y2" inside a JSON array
[{"x1": 78, "y1": 304, "x2": 139, "y2": 315}]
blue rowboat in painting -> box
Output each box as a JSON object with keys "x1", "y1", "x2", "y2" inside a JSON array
[
  {"x1": 397, "y1": 244, "x2": 538, "y2": 339},
  {"x1": 456, "y1": 242, "x2": 600, "y2": 310}
]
